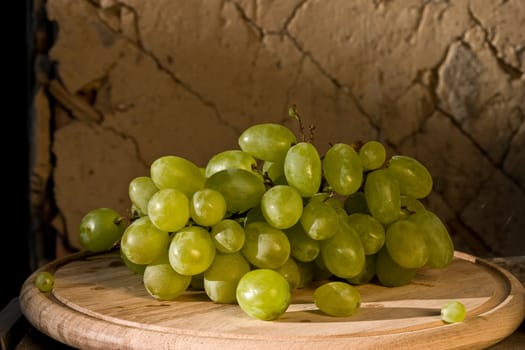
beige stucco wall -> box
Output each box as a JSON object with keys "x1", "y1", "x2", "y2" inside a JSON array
[{"x1": 32, "y1": 0, "x2": 524, "y2": 257}]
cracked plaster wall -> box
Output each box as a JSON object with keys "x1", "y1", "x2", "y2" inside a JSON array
[{"x1": 32, "y1": 0, "x2": 524, "y2": 259}]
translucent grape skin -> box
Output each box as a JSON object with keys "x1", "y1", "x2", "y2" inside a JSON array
[
  {"x1": 128, "y1": 176, "x2": 158, "y2": 216},
  {"x1": 241, "y1": 222, "x2": 291, "y2": 269},
  {"x1": 120, "y1": 216, "x2": 170, "y2": 265},
  {"x1": 300, "y1": 200, "x2": 340, "y2": 240},
  {"x1": 190, "y1": 188, "x2": 227, "y2": 227},
  {"x1": 375, "y1": 247, "x2": 418, "y2": 287},
  {"x1": 364, "y1": 169, "x2": 402, "y2": 225},
  {"x1": 346, "y1": 254, "x2": 377, "y2": 285},
  {"x1": 143, "y1": 253, "x2": 191, "y2": 301},
  {"x1": 322, "y1": 143, "x2": 363, "y2": 196},
  {"x1": 284, "y1": 142, "x2": 322, "y2": 197},
  {"x1": 204, "y1": 252, "x2": 250, "y2": 304},
  {"x1": 359, "y1": 141, "x2": 386, "y2": 170},
  {"x1": 148, "y1": 188, "x2": 190, "y2": 232},
  {"x1": 261, "y1": 185, "x2": 303, "y2": 229},
  {"x1": 313, "y1": 281, "x2": 361, "y2": 317},
  {"x1": 236, "y1": 269, "x2": 291, "y2": 321},
  {"x1": 273, "y1": 257, "x2": 301, "y2": 290},
  {"x1": 387, "y1": 155, "x2": 433, "y2": 199},
  {"x1": 441, "y1": 301, "x2": 466, "y2": 323},
  {"x1": 79, "y1": 208, "x2": 126, "y2": 253},
  {"x1": 205, "y1": 150, "x2": 258, "y2": 177},
  {"x1": 35, "y1": 271, "x2": 54, "y2": 293},
  {"x1": 205, "y1": 168, "x2": 266, "y2": 214},
  {"x1": 385, "y1": 219, "x2": 429, "y2": 269},
  {"x1": 346, "y1": 213, "x2": 385, "y2": 255},
  {"x1": 150, "y1": 155, "x2": 205, "y2": 198},
  {"x1": 284, "y1": 223, "x2": 321, "y2": 262},
  {"x1": 210, "y1": 219, "x2": 246, "y2": 253},
  {"x1": 169, "y1": 226, "x2": 216, "y2": 276},
  {"x1": 238, "y1": 123, "x2": 297, "y2": 163}
]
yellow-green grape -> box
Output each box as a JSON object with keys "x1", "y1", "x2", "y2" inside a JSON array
[
  {"x1": 262, "y1": 160, "x2": 284, "y2": 182},
  {"x1": 375, "y1": 247, "x2": 418, "y2": 287},
  {"x1": 79, "y1": 207, "x2": 126, "y2": 253},
  {"x1": 344, "y1": 191, "x2": 370, "y2": 214},
  {"x1": 284, "y1": 142, "x2": 322, "y2": 197},
  {"x1": 205, "y1": 168, "x2": 266, "y2": 214},
  {"x1": 236, "y1": 269, "x2": 291, "y2": 321},
  {"x1": 346, "y1": 254, "x2": 377, "y2": 285},
  {"x1": 120, "y1": 217, "x2": 170, "y2": 265},
  {"x1": 273, "y1": 257, "x2": 301, "y2": 290},
  {"x1": 320, "y1": 220, "x2": 365, "y2": 278},
  {"x1": 190, "y1": 188, "x2": 227, "y2": 227},
  {"x1": 400, "y1": 195, "x2": 426, "y2": 216},
  {"x1": 148, "y1": 188, "x2": 190, "y2": 232},
  {"x1": 313, "y1": 254, "x2": 333, "y2": 281},
  {"x1": 385, "y1": 220, "x2": 429, "y2": 269},
  {"x1": 441, "y1": 301, "x2": 466, "y2": 323},
  {"x1": 35, "y1": 271, "x2": 54, "y2": 293},
  {"x1": 409, "y1": 210, "x2": 454, "y2": 268},
  {"x1": 143, "y1": 253, "x2": 191, "y2": 301},
  {"x1": 300, "y1": 200, "x2": 340, "y2": 240},
  {"x1": 205, "y1": 150, "x2": 258, "y2": 177},
  {"x1": 322, "y1": 143, "x2": 363, "y2": 196},
  {"x1": 359, "y1": 140, "x2": 386, "y2": 170},
  {"x1": 241, "y1": 222, "x2": 290, "y2": 269},
  {"x1": 169, "y1": 226, "x2": 216, "y2": 276},
  {"x1": 284, "y1": 223, "x2": 321, "y2": 262},
  {"x1": 346, "y1": 213, "x2": 385, "y2": 255},
  {"x1": 243, "y1": 205, "x2": 265, "y2": 227},
  {"x1": 150, "y1": 155, "x2": 205, "y2": 198},
  {"x1": 120, "y1": 249, "x2": 146, "y2": 275},
  {"x1": 238, "y1": 123, "x2": 297, "y2": 163},
  {"x1": 313, "y1": 281, "x2": 361, "y2": 317},
  {"x1": 128, "y1": 176, "x2": 158, "y2": 216},
  {"x1": 261, "y1": 185, "x2": 303, "y2": 229},
  {"x1": 295, "y1": 260, "x2": 314, "y2": 288},
  {"x1": 210, "y1": 219, "x2": 246, "y2": 253},
  {"x1": 364, "y1": 169, "x2": 402, "y2": 225},
  {"x1": 204, "y1": 252, "x2": 250, "y2": 304},
  {"x1": 387, "y1": 155, "x2": 433, "y2": 199}
]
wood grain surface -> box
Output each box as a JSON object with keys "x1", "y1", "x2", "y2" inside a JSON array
[{"x1": 19, "y1": 251, "x2": 525, "y2": 350}]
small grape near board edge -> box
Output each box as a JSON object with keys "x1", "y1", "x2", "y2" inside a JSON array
[{"x1": 68, "y1": 105, "x2": 458, "y2": 322}]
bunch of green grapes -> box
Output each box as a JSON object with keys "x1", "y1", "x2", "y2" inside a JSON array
[{"x1": 77, "y1": 110, "x2": 454, "y2": 322}]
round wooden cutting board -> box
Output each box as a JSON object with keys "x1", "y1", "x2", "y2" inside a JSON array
[{"x1": 19, "y1": 251, "x2": 525, "y2": 350}]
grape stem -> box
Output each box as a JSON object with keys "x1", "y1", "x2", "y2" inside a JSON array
[{"x1": 288, "y1": 105, "x2": 315, "y2": 143}]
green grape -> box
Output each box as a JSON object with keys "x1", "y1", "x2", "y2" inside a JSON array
[
  {"x1": 241, "y1": 222, "x2": 290, "y2": 269},
  {"x1": 243, "y1": 205, "x2": 266, "y2": 227},
  {"x1": 343, "y1": 191, "x2": 370, "y2": 214},
  {"x1": 313, "y1": 281, "x2": 361, "y2": 317},
  {"x1": 300, "y1": 200, "x2": 340, "y2": 240},
  {"x1": 148, "y1": 188, "x2": 190, "y2": 232},
  {"x1": 238, "y1": 123, "x2": 297, "y2": 163},
  {"x1": 409, "y1": 210, "x2": 454, "y2": 268},
  {"x1": 440, "y1": 301, "x2": 466, "y2": 323},
  {"x1": 143, "y1": 253, "x2": 191, "y2": 300},
  {"x1": 150, "y1": 155, "x2": 205, "y2": 198},
  {"x1": 169, "y1": 226, "x2": 216, "y2": 276},
  {"x1": 210, "y1": 219, "x2": 246, "y2": 253},
  {"x1": 34, "y1": 271, "x2": 54, "y2": 293},
  {"x1": 79, "y1": 208, "x2": 126, "y2": 253},
  {"x1": 284, "y1": 223, "x2": 321, "y2": 262},
  {"x1": 385, "y1": 219, "x2": 429, "y2": 269},
  {"x1": 284, "y1": 142, "x2": 322, "y2": 197},
  {"x1": 308, "y1": 192, "x2": 344, "y2": 209},
  {"x1": 273, "y1": 257, "x2": 301, "y2": 290},
  {"x1": 120, "y1": 248, "x2": 146, "y2": 275},
  {"x1": 364, "y1": 169, "x2": 402, "y2": 225},
  {"x1": 262, "y1": 160, "x2": 284, "y2": 182},
  {"x1": 128, "y1": 176, "x2": 158, "y2": 216},
  {"x1": 261, "y1": 185, "x2": 303, "y2": 229},
  {"x1": 236, "y1": 269, "x2": 291, "y2": 321},
  {"x1": 295, "y1": 260, "x2": 314, "y2": 288},
  {"x1": 313, "y1": 254, "x2": 333, "y2": 281},
  {"x1": 346, "y1": 213, "x2": 385, "y2": 255},
  {"x1": 346, "y1": 254, "x2": 377, "y2": 285},
  {"x1": 400, "y1": 195, "x2": 426, "y2": 215},
  {"x1": 321, "y1": 220, "x2": 365, "y2": 278},
  {"x1": 190, "y1": 188, "x2": 227, "y2": 227},
  {"x1": 205, "y1": 168, "x2": 266, "y2": 213},
  {"x1": 120, "y1": 217, "x2": 170, "y2": 265},
  {"x1": 322, "y1": 143, "x2": 363, "y2": 196},
  {"x1": 205, "y1": 150, "x2": 258, "y2": 177},
  {"x1": 387, "y1": 155, "x2": 433, "y2": 199},
  {"x1": 359, "y1": 140, "x2": 386, "y2": 170},
  {"x1": 375, "y1": 247, "x2": 418, "y2": 287},
  {"x1": 204, "y1": 252, "x2": 250, "y2": 304}
]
